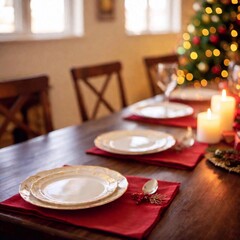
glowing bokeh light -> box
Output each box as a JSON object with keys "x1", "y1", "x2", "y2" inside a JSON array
[
  {"x1": 213, "y1": 49, "x2": 220, "y2": 56},
  {"x1": 202, "y1": 29, "x2": 209, "y2": 36},
  {"x1": 231, "y1": 30, "x2": 238, "y2": 37},
  {"x1": 205, "y1": 49, "x2": 212, "y2": 57},
  {"x1": 183, "y1": 33, "x2": 190, "y2": 40},
  {"x1": 215, "y1": 7, "x2": 222, "y2": 14},
  {"x1": 205, "y1": 7, "x2": 212, "y2": 14},
  {"x1": 190, "y1": 52, "x2": 198, "y2": 60},
  {"x1": 201, "y1": 79, "x2": 208, "y2": 87},
  {"x1": 230, "y1": 43, "x2": 238, "y2": 52},
  {"x1": 221, "y1": 70, "x2": 228, "y2": 78},
  {"x1": 186, "y1": 73, "x2": 193, "y2": 81}
]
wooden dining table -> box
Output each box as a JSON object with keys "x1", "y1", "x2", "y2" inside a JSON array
[{"x1": 0, "y1": 99, "x2": 240, "y2": 240}]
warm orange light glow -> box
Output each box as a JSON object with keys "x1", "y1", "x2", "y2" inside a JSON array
[
  {"x1": 183, "y1": 41, "x2": 191, "y2": 49},
  {"x1": 205, "y1": 49, "x2": 212, "y2": 57},
  {"x1": 222, "y1": 89, "x2": 227, "y2": 100},
  {"x1": 213, "y1": 49, "x2": 220, "y2": 56},
  {"x1": 201, "y1": 79, "x2": 208, "y2": 87},
  {"x1": 231, "y1": 29, "x2": 238, "y2": 37},
  {"x1": 224, "y1": 59, "x2": 230, "y2": 66},
  {"x1": 230, "y1": 43, "x2": 238, "y2": 52},
  {"x1": 215, "y1": 7, "x2": 222, "y2": 14},
  {"x1": 177, "y1": 76, "x2": 185, "y2": 85},
  {"x1": 207, "y1": 108, "x2": 212, "y2": 119},
  {"x1": 205, "y1": 7, "x2": 212, "y2": 14},
  {"x1": 202, "y1": 29, "x2": 209, "y2": 36},
  {"x1": 221, "y1": 70, "x2": 228, "y2": 78},
  {"x1": 186, "y1": 73, "x2": 193, "y2": 81},
  {"x1": 190, "y1": 52, "x2": 198, "y2": 60},
  {"x1": 183, "y1": 33, "x2": 190, "y2": 40}
]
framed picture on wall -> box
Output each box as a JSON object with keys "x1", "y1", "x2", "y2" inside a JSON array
[{"x1": 97, "y1": 0, "x2": 115, "y2": 21}]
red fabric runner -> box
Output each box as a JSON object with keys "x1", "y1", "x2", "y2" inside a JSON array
[
  {"x1": 86, "y1": 142, "x2": 208, "y2": 170},
  {"x1": 0, "y1": 176, "x2": 180, "y2": 239},
  {"x1": 124, "y1": 114, "x2": 197, "y2": 128}
]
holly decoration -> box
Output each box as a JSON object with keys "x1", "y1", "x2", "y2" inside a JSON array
[
  {"x1": 214, "y1": 149, "x2": 240, "y2": 167},
  {"x1": 131, "y1": 192, "x2": 167, "y2": 205}
]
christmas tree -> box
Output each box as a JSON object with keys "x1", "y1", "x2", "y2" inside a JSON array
[{"x1": 177, "y1": 0, "x2": 240, "y2": 88}]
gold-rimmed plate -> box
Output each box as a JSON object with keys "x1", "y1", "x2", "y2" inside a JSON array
[
  {"x1": 30, "y1": 169, "x2": 118, "y2": 206},
  {"x1": 19, "y1": 166, "x2": 128, "y2": 210},
  {"x1": 130, "y1": 102, "x2": 193, "y2": 119},
  {"x1": 170, "y1": 87, "x2": 219, "y2": 101},
  {"x1": 94, "y1": 129, "x2": 175, "y2": 155}
]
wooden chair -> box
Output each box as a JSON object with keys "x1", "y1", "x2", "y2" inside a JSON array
[
  {"x1": 0, "y1": 75, "x2": 54, "y2": 145},
  {"x1": 71, "y1": 61, "x2": 127, "y2": 122},
  {"x1": 143, "y1": 53, "x2": 179, "y2": 96}
]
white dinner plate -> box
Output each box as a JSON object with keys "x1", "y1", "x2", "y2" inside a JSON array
[
  {"x1": 30, "y1": 170, "x2": 118, "y2": 206},
  {"x1": 130, "y1": 102, "x2": 193, "y2": 119},
  {"x1": 170, "y1": 87, "x2": 220, "y2": 101},
  {"x1": 19, "y1": 166, "x2": 128, "y2": 210},
  {"x1": 94, "y1": 129, "x2": 176, "y2": 155}
]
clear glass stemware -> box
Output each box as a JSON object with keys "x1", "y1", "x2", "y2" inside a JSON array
[
  {"x1": 156, "y1": 62, "x2": 178, "y2": 101},
  {"x1": 228, "y1": 62, "x2": 240, "y2": 97}
]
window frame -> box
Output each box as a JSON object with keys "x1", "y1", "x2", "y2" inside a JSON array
[
  {"x1": 0, "y1": 0, "x2": 84, "y2": 42},
  {"x1": 125, "y1": 0, "x2": 181, "y2": 36}
]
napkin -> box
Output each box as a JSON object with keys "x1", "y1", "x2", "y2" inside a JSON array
[
  {"x1": 86, "y1": 142, "x2": 208, "y2": 170},
  {"x1": 124, "y1": 114, "x2": 197, "y2": 128},
  {"x1": 0, "y1": 176, "x2": 180, "y2": 240}
]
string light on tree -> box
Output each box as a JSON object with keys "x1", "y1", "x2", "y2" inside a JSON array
[{"x1": 177, "y1": 0, "x2": 240, "y2": 86}]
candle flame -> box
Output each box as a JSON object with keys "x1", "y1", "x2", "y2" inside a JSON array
[
  {"x1": 207, "y1": 108, "x2": 212, "y2": 119},
  {"x1": 222, "y1": 89, "x2": 227, "y2": 100}
]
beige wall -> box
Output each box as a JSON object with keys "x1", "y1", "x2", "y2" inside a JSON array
[{"x1": 0, "y1": 0, "x2": 194, "y2": 129}]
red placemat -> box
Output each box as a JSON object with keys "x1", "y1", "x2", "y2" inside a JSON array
[
  {"x1": 0, "y1": 176, "x2": 180, "y2": 239},
  {"x1": 124, "y1": 114, "x2": 197, "y2": 128},
  {"x1": 86, "y1": 142, "x2": 208, "y2": 170}
]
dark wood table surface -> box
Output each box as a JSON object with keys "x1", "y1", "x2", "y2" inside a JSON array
[{"x1": 0, "y1": 102, "x2": 240, "y2": 240}]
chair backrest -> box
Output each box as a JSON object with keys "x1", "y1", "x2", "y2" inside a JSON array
[
  {"x1": 71, "y1": 61, "x2": 127, "y2": 122},
  {"x1": 0, "y1": 75, "x2": 54, "y2": 144},
  {"x1": 144, "y1": 53, "x2": 179, "y2": 96}
]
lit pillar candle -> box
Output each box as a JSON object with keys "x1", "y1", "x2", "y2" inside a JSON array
[
  {"x1": 211, "y1": 89, "x2": 236, "y2": 131},
  {"x1": 197, "y1": 108, "x2": 221, "y2": 144}
]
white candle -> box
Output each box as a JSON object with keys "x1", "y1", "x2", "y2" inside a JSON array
[
  {"x1": 197, "y1": 108, "x2": 221, "y2": 144},
  {"x1": 211, "y1": 89, "x2": 236, "y2": 131}
]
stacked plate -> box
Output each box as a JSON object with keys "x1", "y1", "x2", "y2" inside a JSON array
[
  {"x1": 170, "y1": 87, "x2": 219, "y2": 101},
  {"x1": 129, "y1": 101, "x2": 194, "y2": 119},
  {"x1": 94, "y1": 129, "x2": 176, "y2": 155},
  {"x1": 19, "y1": 165, "x2": 128, "y2": 210}
]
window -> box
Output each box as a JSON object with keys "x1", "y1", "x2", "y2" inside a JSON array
[
  {"x1": 125, "y1": 0, "x2": 181, "y2": 35},
  {"x1": 0, "y1": 0, "x2": 83, "y2": 41}
]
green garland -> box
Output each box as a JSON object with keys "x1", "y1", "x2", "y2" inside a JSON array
[
  {"x1": 206, "y1": 148, "x2": 240, "y2": 174},
  {"x1": 213, "y1": 149, "x2": 240, "y2": 167}
]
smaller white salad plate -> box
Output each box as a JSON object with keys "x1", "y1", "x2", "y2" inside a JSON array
[{"x1": 94, "y1": 129, "x2": 176, "y2": 155}]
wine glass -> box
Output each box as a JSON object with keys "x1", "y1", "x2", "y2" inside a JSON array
[
  {"x1": 228, "y1": 62, "x2": 240, "y2": 96},
  {"x1": 156, "y1": 62, "x2": 178, "y2": 102}
]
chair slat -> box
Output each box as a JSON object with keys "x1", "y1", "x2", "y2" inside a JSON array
[
  {"x1": 0, "y1": 75, "x2": 54, "y2": 145},
  {"x1": 143, "y1": 54, "x2": 179, "y2": 96},
  {"x1": 71, "y1": 61, "x2": 127, "y2": 122}
]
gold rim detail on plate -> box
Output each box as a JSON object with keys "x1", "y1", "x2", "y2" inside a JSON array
[
  {"x1": 130, "y1": 102, "x2": 193, "y2": 119},
  {"x1": 30, "y1": 169, "x2": 118, "y2": 206},
  {"x1": 19, "y1": 165, "x2": 128, "y2": 210},
  {"x1": 94, "y1": 129, "x2": 176, "y2": 155},
  {"x1": 170, "y1": 87, "x2": 220, "y2": 101}
]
